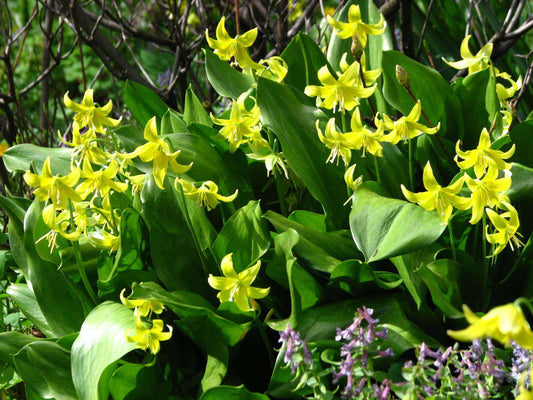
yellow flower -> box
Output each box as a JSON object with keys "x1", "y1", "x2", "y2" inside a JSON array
[
  {"x1": 401, "y1": 162, "x2": 470, "y2": 225},
  {"x1": 257, "y1": 56, "x2": 289, "y2": 83},
  {"x1": 347, "y1": 107, "x2": 386, "y2": 157},
  {"x1": 344, "y1": 164, "x2": 363, "y2": 191},
  {"x1": 247, "y1": 140, "x2": 289, "y2": 178},
  {"x1": 447, "y1": 303, "x2": 533, "y2": 349},
  {"x1": 23, "y1": 157, "x2": 83, "y2": 208},
  {"x1": 463, "y1": 166, "x2": 511, "y2": 224},
  {"x1": 124, "y1": 116, "x2": 192, "y2": 190},
  {"x1": 64, "y1": 89, "x2": 122, "y2": 133},
  {"x1": 208, "y1": 253, "x2": 270, "y2": 312},
  {"x1": 176, "y1": 179, "x2": 238, "y2": 211},
  {"x1": 126, "y1": 318, "x2": 172, "y2": 354},
  {"x1": 59, "y1": 123, "x2": 109, "y2": 165},
  {"x1": 205, "y1": 17, "x2": 263, "y2": 71},
  {"x1": 496, "y1": 72, "x2": 522, "y2": 103},
  {"x1": 326, "y1": 4, "x2": 386, "y2": 47},
  {"x1": 88, "y1": 228, "x2": 120, "y2": 252},
  {"x1": 455, "y1": 128, "x2": 514, "y2": 178},
  {"x1": 304, "y1": 59, "x2": 376, "y2": 112},
  {"x1": 316, "y1": 118, "x2": 355, "y2": 166},
  {"x1": 380, "y1": 100, "x2": 440, "y2": 144},
  {"x1": 517, "y1": 370, "x2": 533, "y2": 400},
  {"x1": 210, "y1": 93, "x2": 261, "y2": 153},
  {"x1": 485, "y1": 201, "x2": 524, "y2": 256},
  {"x1": 76, "y1": 158, "x2": 129, "y2": 198},
  {"x1": 442, "y1": 35, "x2": 492, "y2": 75},
  {"x1": 120, "y1": 288, "x2": 165, "y2": 317}
]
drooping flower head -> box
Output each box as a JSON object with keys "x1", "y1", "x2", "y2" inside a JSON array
[
  {"x1": 485, "y1": 201, "x2": 524, "y2": 256},
  {"x1": 126, "y1": 318, "x2": 172, "y2": 355},
  {"x1": 327, "y1": 4, "x2": 386, "y2": 48},
  {"x1": 176, "y1": 179, "x2": 238, "y2": 211},
  {"x1": 64, "y1": 89, "x2": 122, "y2": 133},
  {"x1": 442, "y1": 35, "x2": 493, "y2": 75}
]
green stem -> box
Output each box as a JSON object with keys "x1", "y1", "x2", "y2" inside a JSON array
[
  {"x1": 373, "y1": 155, "x2": 381, "y2": 186},
  {"x1": 68, "y1": 201, "x2": 98, "y2": 305},
  {"x1": 408, "y1": 138, "x2": 414, "y2": 191},
  {"x1": 254, "y1": 316, "x2": 274, "y2": 368},
  {"x1": 275, "y1": 171, "x2": 288, "y2": 216},
  {"x1": 105, "y1": 245, "x2": 123, "y2": 282},
  {"x1": 448, "y1": 218, "x2": 456, "y2": 262},
  {"x1": 482, "y1": 213, "x2": 489, "y2": 305}
]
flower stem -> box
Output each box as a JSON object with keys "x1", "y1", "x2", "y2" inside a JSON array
[
  {"x1": 408, "y1": 138, "x2": 414, "y2": 191},
  {"x1": 482, "y1": 213, "x2": 489, "y2": 306},
  {"x1": 373, "y1": 155, "x2": 381, "y2": 186},
  {"x1": 448, "y1": 218, "x2": 456, "y2": 262}
]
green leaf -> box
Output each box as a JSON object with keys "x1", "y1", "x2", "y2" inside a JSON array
[
  {"x1": 71, "y1": 302, "x2": 137, "y2": 400},
  {"x1": 115, "y1": 208, "x2": 147, "y2": 272},
  {"x1": 204, "y1": 49, "x2": 255, "y2": 99},
  {"x1": 0, "y1": 331, "x2": 42, "y2": 368},
  {"x1": 14, "y1": 341, "x2": 77, "y2": 400},
  {"x1": 452, "y1": 69, "x2": 499, "y2": 148},
  {"x1": 508, "y1": 163, "x2": 533, "y2": 202},
  {"x1": 161, "y1": 108, "x2": 189, "y2": 134},
  {"x1": 349, "y1": 184, "x2": 446, "y2": 262},
  {"x1": 184, "y1": 85, "x2": 212, "y2": 127},
  {"x1": 124, "y1": 80, "x2": 169, "y2": 128},
  {"x1": 109, "y1": 363, "x2": 169, "y2": 400},
  {"x1": 6, "y1": 284, "x2": 55, "y2": 337},
  {"x1": 212, "y1": 201, "x2": 270, "y2": 271},
  {"x1": 200, "y1": 385, "x2": 269, "y2": 400},
  {"x1": 416, "y1": 259, "x2": 463, "y2": 318},
  {"x1": 265, "y1": 210, "x2": 357, "y2": 273},
  {"x1": 129, "y1": 282, "x2": 252, "y2": 346},
  {"x1": 257, "y1": 77, "x2": 349, "y2": 230},
  {"x1": 382, "y1": 50, "x2": 463, "y2": 141},
  {"x1": 3, "y1": 144, "x2": 73, "y2": 175},
  {"x1": 510, "y1": 118, "x2": 533, "y2": 168},
  {"x1": 281, "y1": 33, "x2": 331, "y2": 91}
]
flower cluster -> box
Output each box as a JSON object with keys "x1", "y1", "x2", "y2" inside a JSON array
[{"x1": 120, "y1": 289, "x2": 172, "y2": 354}]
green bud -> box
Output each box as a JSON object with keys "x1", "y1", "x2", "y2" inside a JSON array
[{"x1": 395, "y1": 64, "x2": 410, "y2": 89}]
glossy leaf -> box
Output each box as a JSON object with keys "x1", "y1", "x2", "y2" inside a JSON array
[
  {"x1": 124, "y1": 80, "x2": 168, "y2": 128},
  {"x1": 71, "y1": 302, "x2": 137, "y2": 400},
  {"x1": 200, "y1": 385, "x2": 269, "y2": 400},
  {"x1": 3, "y1": 144, "x2": 73, "y2": 175},
  {"x1": 204, "y1": 49, "x2": 255, "y2": 99},
  {"x1": 6, "y1": 284, "x2": 55, "y2": 337},
  {"x1": 212, "y1": 201, "x2": 270, "y2": 271},
  {"x1": 349, "y1": 184, "x2": 446, "y2": 262},
  {"x1": 184, "y1": 84, "x2": 212, "y2": 127},
  {"x1": 257, "y1": 77, "x2": 349, "y2": 230},
  {"x1": 161, "y1": 108, "x2": 189, "y2": 134}
]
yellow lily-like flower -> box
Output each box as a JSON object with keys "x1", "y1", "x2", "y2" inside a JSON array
[
  {"x1": 24, "y1": 158, "x2": 83, "y2": 208},
  {"x1": 205, "y1": 17, "x2": 263, "y2": 71},
  {"x1": 304, "y1": 59, "x2": 376, "y2": 112},
  {"x1": 124, "y1": 117, "x2": 192, "y2": 190},
  {"x1": 442, "y1": 35, "x2": 492, "y2": 75},
  {"x1": 64, "y1": 89, "x2": 122, "y2": 133},
  {"x1": 208, "y1": 253, "x2": 270, "y2": 312},
  {"x1": 247, "y1": 140, "x2": 289, "y2": 178},
  {"x1": 76, "y1": 158, "x2": 129, "y2": 198},
  {"x1": 91, "y1": 193, "x2": 120, "y2": 231},
  {"x1": 463, "y1": 166, "x2": 511, "y2": 224},
  {"x1": 176, "y1": 179, "x2": 238, "y2": 211},
  {"x1": 326, "y1": 4, "x2": 386, "y2": 48},
  {"x1": 120, "y1": 288, "x2": 165, "y2": 317},
  {"x1": 401, "y1": 162, "x2": 470, "y2": 225},
  {"x1": 257, "y1": 56, "x2": 289, "y2": 83},
  {"x1": 485, "y1": 201, "x2": 524, "y2": 256},
  {"x1": 501, "y1": 110, "x2": 513, "y2": 136},
  {"x1": 496, "y1": 72, "x2": 522, "y2": 103},
  {"x1": 380, "y1": 100, "x2": 440, "y2": 144},
  {"x1": 210, "y1": 93, "x2": 261, "y2": 153},
  {"x1": 126, "y1": 317, "x2": 172, "y2": 355},
  {"x1": 455, "y1": 128, "x2": 515, "y2": 178},
  {"x1": 316, "y1": 118, "x2": 356, "y2": 166},
  {"x1": 348, "y1": 107, "x2": 386, "y2": 157},
  {"x1": 344, "y1": 164, "x2": 363, "y2": 191},
  {"x1": 59, "y1": 123, "x2": 109, "y2": 165},
  {"x1": 88, "y1": 228, "x2": 120, "y2": 252},
  {"x1": 447, "y1": 303, "x2": 533, "y2": 349}
]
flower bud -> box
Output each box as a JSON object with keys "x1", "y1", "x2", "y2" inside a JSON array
[
  {"x1": 395, "y1": 64, "x2": 410, "y2": 89},
  {"x1": 351, "y1": 36, "x2": 364, "y2": 61}
]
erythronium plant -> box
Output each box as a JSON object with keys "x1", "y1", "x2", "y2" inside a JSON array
[{"x1": 0, "y1": 1, "x2": 532, "y2": 399}]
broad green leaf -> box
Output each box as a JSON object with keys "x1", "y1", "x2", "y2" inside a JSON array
[
  {"x1": 265, "y1": 210, "x2": 358, "y2": 273},
  {"x1": 184, "y1": 84, "x2": 212, "y2": 126},
  {"x1": 0, "y1": 195, "x2": 29, "y2": 278},
  {"x1": 508, "y1": 163, "x2": 533, "y2": 202},
  {"x1": 382, "y1": 50, "x2": 463, "y2": 141},
  {"x1": 257, "y1": 77, "x2": 349, "y2": 230},
  {"x1": 23, "y1": 199, "x2": 90, "y2": 336},
  {"x1": 141, "y1": 176, "x2": 212, "y2": 295},
  {"x1": 204, "y1": 49, "x2": 255, "y2": 99},
  {"x1": 114, "y1": 125, "x2": 144, "y2": 153},
  {"x1": 281, "y1": 33, "x2": 331, "y2": 91},
  {"x1": 266, "y1": 229, "x2": 323, "y2": 328},
  {"x1": 14, "y1": 341, "x2": 77, "y2": 400},
  {"x1": 109, "y1": 363, "x2": 169, "y2": 400},
  {"x1": 288, "y1": 210, "x2": 326, "y2": 232},
  {"x1": 161, "y1": 108, "x2": 189, "y2": 134},
  {"x1": 71, "y1": 302, "x2": 137, "y2": 400},
  {"x1": 0, "y1": 332, "x2": 42, "y2": 368},
  {"x1": 129, "y1": 282, "x2": 252, "y2": 346},
  {"x1": 6, "y1": 284, "x2": 55, "y2": 338},
  {"x1": 349, "y1": 184, "x2": 446, "y2": 262},
  {"x1": 124, "y1": 80, "x2": 169, "y2": 128},
  {"x1": 200, "y1": 385, "x2": 269, "y2": 400},
  {"x1": 452, "y1": 69, "x2": 499, "y2": 148},
  {"x1": 3, "y1": 144, "x2": 73, "y2": 175},
  {"x1": 329, "y1": 259, "x2": 402, "y2": 296},
  {"x1": 416, "y1": 259, "x2": 463, "y2": 318},
  {"x1": 212, "y1": 201, "x2": 270, "y2": 271},
  {"x1": 510, "y1": 118, "x2": 533, "y2": 168}
]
